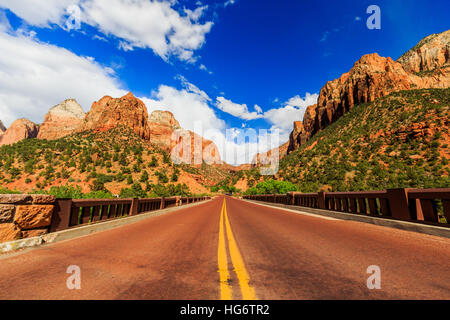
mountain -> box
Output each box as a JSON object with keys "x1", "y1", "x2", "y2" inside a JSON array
[
  {"x1": 398, "y1": 30, "x2": 450, "y2": 74},
  {"x1": 278, "y1": 88, "x2": 449, "y2": 192},
  {"x1": 148, "y1": 110, "x2": 182, "y2": 150},
  {"x1": 0, "y1": 125, "x2": 231, "y2": 196},
  {"x1": 37, "y1": 99, "x2": 85, "y2": 140},
  {"x1": 0, "y1": 120, "x2": 5, "y2": 132},
  {"x1": 286, "y1": 30, "x2": 450, "y2": 156},
  {"x1": 80, "y1": 92, "x2": 151, "y2": 140},
  {"x1": 2, "y1": 92, "x2": 222, "y2": 165},
  {"x1": 148, "y1": 110, "x2": 222, "y2": 165},
  {"x1": 251, "y1": 142, "x2": 289, "y2": 167},
  {"x1": 0, "y1": 93, "x2": 228, "y2": 196},
  {"x1": 0, "y1": 119, "x2": 39, "y2": 146}
]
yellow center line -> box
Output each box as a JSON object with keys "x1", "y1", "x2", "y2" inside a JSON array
[
  {"x1": 218, "y1": 199, "x2": 232, "y2": 300},
  {"x1": 218, "y1": 198, "x2": 257, "y2": 300}
]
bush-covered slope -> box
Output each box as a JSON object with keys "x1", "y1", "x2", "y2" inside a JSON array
[
  {"x1": 278, "y1": 88, "x2": 450, "y2": 192},
  {"x1": 0, "y1": 126, "x2": 230, "y2": 197}
]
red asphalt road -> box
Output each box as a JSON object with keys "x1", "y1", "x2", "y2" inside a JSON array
[{"x1": 0, "y1": 196, "x2": 449, "y2": 300}]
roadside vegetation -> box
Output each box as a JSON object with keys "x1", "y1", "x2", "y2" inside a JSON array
[{"x1": 0, "y1": 126, "x2": 216, "y2": 198}]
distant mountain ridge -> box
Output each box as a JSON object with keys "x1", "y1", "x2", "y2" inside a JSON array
[{"x1": 0, "y1": 92, "x2": 222, "y2": 164}]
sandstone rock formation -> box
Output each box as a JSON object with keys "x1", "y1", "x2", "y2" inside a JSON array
[
  {"x1": 80, "y1": 92, "x2": 151, "y2": 140},
  {"x1": 0, "y1": 119, "x2": 39, "y2": 146},
  {"x1": 398, "y1": 30, "x2": 450, "y2": 74},
  {"x1": 37, "y1": 99, "x2": 85, "y2": 140},
  {"x1": 148, "y1": 110, "x2": 181, "y2": 149},
  {"x1": 0, "y1": 120, "x2": 5, "y2": 141},
  {"x1": 316, "y1": 53, "x2": 413, "y2": 132},
  {"x1": 286, "y1": 30, "x2": 450, "y2": 155},
  {"x1": 148, "y1": 110, "x2": 222, "y2": 165},
  {"x1": 252, "y1": 142, "x2": 289, "y2": 167}
]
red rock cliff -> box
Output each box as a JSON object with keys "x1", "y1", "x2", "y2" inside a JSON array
[{"x1": 80, "y1": 92, "x2": 151, "y2": 140}]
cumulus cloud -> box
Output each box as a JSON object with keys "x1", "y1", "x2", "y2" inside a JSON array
[
  {"x1": 215, "y1": 97, "x2": 263, "y2": 120},
  {"x1": 214, "y1": 92, "x2": 318, "y2": 142},
  {"x1": 262, "y1": 92, "x2": 318, "y2": 141},
  {"x1": 143, "y1": 80, "x2": 280, "y2": 165},
  {"x1": 0, "y1": 26, "x2": 125, "y2": 127},
  {"x1": 0, "y1": 0, "x2": 75, "y2": 27},
  {"x1": 143, "y1": 81, "x2": 224, "y2": 137},
  {"x1": 0, "y1": 0, "x2": 213, "y2": 62}
]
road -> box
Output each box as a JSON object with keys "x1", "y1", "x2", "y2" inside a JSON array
[{"x1": 0, "y1": 196, "x2": 449, "y2": 300}]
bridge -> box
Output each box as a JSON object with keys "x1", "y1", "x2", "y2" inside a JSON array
[{"x1": 0, "y1": 190, "x2": 449, "y2": 299}]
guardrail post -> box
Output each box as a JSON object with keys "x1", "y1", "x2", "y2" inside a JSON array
[
  {"x1": 49, "y1": 199, "x2": 72, "y2": 232},
  {"x1": 130, "y1": 198, "x2": 139, "y2": 216},
  {"x1": 387, "y1": 188, "x2": 411, "y2": 221},
  {"x1": 160, "y1": 197, "x2": 165, "y2": 210},
  {"x1": 317, "y1": 192, "x2": 326, "y2": 209},
  {"x1": 288, "y1": 192, "x2": 295, "y2": 205}
]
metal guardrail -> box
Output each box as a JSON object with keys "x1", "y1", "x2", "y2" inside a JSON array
[
  {"x1": 244, "y1": 188, "x2": 450, "y2": 227},
  {"x1": 49, "y1": 196, "x2": 210, "y2": 232}
]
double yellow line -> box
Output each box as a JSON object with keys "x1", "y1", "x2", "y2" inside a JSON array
[{"x1": 218, "y1": 198, "x2": 256, "y2": 300}]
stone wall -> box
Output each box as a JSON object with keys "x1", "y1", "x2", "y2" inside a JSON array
[{"x1": 0, "y1": 194, "x2": 55, "y2": 243}]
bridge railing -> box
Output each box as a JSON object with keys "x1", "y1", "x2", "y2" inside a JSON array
[
  {"x1": 243, "y1": 188, "x2": 450, "y2": 226},
  {"x1": 50, "y1": 196, "x2": 211, "y2": 233}
]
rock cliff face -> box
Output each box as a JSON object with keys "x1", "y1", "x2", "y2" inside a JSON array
[
  {"x1": 286, "y1": 30, "x2": 450, "y2": 155},
  {"x1": 315, "y1": 53, "x2": 412, "y2": 131},
  {"x1": 398, "y1": 30, "x2": 450, "y2": 74},
  {"x1": 0, "y1": 119, "x2": 39, "y2": 146},
  {"x1": 37, "y1": 99, "x2": 85, "y2": 140},
  {"x1": 80, "y1": 92, "x2": 151, "y2": 140},
  {"x1": 0, "y1": 120, "x2": 5, "y2": 133},
  {"x1": 148, "y1": 110, "x2": 222, "y2": 164},
  {"x1": 148, "y1": 110, "x2": 181, "y2": 149}
]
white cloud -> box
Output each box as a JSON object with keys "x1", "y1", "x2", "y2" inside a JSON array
[
  {"x1": 262, "y1": 92, "x2": 318, "y2": 141},
  {"x1": 284, "y1": 92, "x2": 318, "y2": 109},
  {"x1": 0, "y1": 26, "x2": 126, "y2": 127},
  {"x1": 0, "y1": 0, "x2": 213, "y2": 62},
  {"x1": 215, "y1": 97, "x2": 263, "y2": 120},
  {"x1": 143, "y1": 81, "x2": 224, "y2": 137},
  {"x1": 143, "y1": 80, "x2": 280, "y2": 165},
  {"x1": 199, "y1": 63, "x2": 213, "y2": 74},
  {"x1": 213, "y1": 92, "x2": 318, "y2": 142},
  {"x1": 0, "y1": 0, "x2": 75, "y2": 27},
  {"x1": 224, "y1": 0, "x2": 236, "y2": 7}
]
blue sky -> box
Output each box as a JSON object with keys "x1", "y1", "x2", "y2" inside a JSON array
[{"x1": 0, "y1": 0, "x2": 449, "y2": 164}]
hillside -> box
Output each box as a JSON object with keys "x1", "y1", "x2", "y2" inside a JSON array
[
  {"x1": 277, "y1": 88, "x2": 449, "y2": 192},
  {"x1": 282, "y1": 30, "x2": 449, "y2": 158},
  {"x1": 0, "y1": 126, "x2": 231, "y2": 197}
]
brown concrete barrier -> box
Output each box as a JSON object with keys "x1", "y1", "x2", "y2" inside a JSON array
[
  {"x1": 0, "y1": 194, "x2": 211, "y2": 244},
  {"x1": 244, "y1": 188, "x2": 450, "y2": 227}
]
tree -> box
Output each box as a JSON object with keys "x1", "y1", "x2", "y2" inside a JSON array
[
  {"x1": 127, "y1": 175, "x2": 133, "y2": 185},
  {"x1": 140, "y1": 170, "x2": 149, "y2": 182},
  {"x1": 149, "y1": 156, "x2": 158, "y2": 167},
  {"x1": 171, "y1": 167, "x2": 180, "y2": 182},
  {"x1": 119, "y1": 183, "x2": 147, "y2": 198}
]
